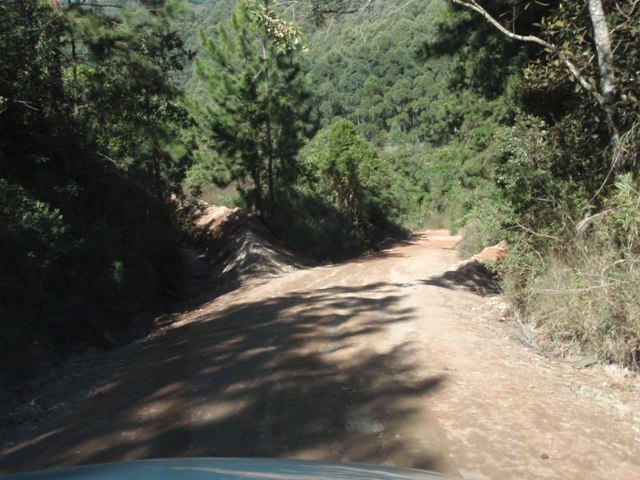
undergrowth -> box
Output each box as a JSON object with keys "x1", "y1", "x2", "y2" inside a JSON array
[
  {"x1": 451, "y1": 148, "x2": 640, "y2": 370},
  {"x1": 526, "y1": 252, "x2": 640, "y2": 366},
  {"x1": 482, "y1": 174, "x2": 639, "y2": 369}
]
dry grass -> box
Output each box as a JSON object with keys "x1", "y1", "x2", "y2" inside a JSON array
[
  {"x1": 525, "y1": 251, "x2": 640, "y2": 368},
  {"x1": 198, "y1": 183, "x2": 242, "y2": 208},
  {"x1": 504, "y1": 174, "x2": 640, "y2": 370}
]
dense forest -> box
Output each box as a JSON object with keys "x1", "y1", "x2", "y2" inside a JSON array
[{"x1": 1, "y1": 0, "x2": 639, "y2": 386}]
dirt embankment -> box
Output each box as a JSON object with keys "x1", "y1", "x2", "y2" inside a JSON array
[
  {"x1": 184, "y1": 204, "x2": 307, "y2": 297},
  {"x1": 1, "y1": 211, "x2": 639, "y2": 479}
]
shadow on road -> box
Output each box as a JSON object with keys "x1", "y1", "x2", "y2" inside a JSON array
[
  {"x1": 0, "y1": 282, "x2": 446, "y2": 474},
  {"x1": 421, "y1": 261, "x2": 500, "y2": 296},
  {"x1": 181, "y1": 246, "x2": 410, "y2": 309}
]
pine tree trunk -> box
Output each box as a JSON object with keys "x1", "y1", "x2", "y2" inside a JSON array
[
  {"x1": 252, "y1": 164, "x2": 263, "y2": 215},
  {"x1": 70, "y1": 30, "x2": 79, "y2": 117},
  {"x1": 262, "y1": 39, "x2": 275, "y2": 219}
]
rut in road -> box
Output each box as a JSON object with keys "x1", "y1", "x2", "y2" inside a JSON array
[{"x1": 1, "y1": 231, "x2": 639, "y2": 479}]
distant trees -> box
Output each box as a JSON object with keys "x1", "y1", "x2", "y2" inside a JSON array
[
  {"x1": 303, "y1": 0, "x2": 504, "y2": 147},
  {"x1": 195, "y1": 0, "x2": 314, "y2": 218}
]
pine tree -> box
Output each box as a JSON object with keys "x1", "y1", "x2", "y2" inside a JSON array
[
  {"x1": 196, "y1": 0, "x2": 314, "y2": 218},
  {"x1": 64, "y1": 0, "x2": 193, "y2": 196}
]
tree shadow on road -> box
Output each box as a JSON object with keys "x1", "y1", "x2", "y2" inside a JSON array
[
  {"x1": 421, "y1": 261, "x2": 500, "y2": 296},
  {"x1": 0, "y1": 282, "x2": 448, "y2": 475}
]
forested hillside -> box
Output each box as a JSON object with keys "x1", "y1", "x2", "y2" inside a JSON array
[{"x1": 1, "y1": 0, "x2": 638, "y2": 388}]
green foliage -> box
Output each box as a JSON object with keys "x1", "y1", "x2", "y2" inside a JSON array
[
  {"x1": 522, "y1": 1, "x2": 639, "y2": 138},
  {"x1": 65, "y1": 2, "x2": 194, "y2": 193},
  {"x1": 496, "y1": 114, "x2": 610, "y2": 232},
  {"x1": 437, "y1": 0, "x2": 640, "y2": 367},
  {"x1": 380, "y1": 147, "x2": 431, "y2": 230},
  {"x1": 522, "y1": 175, "x2": 640, "y2": 368},
  {"x1": 183, "y1": 0, "x2": 515, "y2": 241},
  {"x1": 317, "y1": 120, "x2": 385, "y2": 226},
  {"x1": 456, "y1": 184, "x2": 513, "y2": 258},
  {"x1": 305, "y1": 0, "x2": 496, "y2": 146},
  {"x1": 0, "y1": 0, "x2": 192, "y2": 383},
  {"x1": 598, "y1": 174, "x2": 640, "y2": 257},
  {"x1": 271, "y1": 119, "x2": 407, "y2": 259},
  {"x1": 434, "y1": 1, "x2": 551, "y2": 97},
  {"x1": 0, "y1": 180, "x2": 70, "y2": 275},
  {"x1": 194, "y1": 0, "x2": 314, "y2": 218}
]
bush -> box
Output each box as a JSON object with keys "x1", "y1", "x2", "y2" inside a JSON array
[
  {"x1": 520, "y1": 175, "x2": 640, "y2": 368},
  {"x1": 526, "y1": 252, "x2": 640, "y2": 367},
  {"x1": 269, "y1": 189, "x2": 362, "y2": 261},
  {"x1": 0, "y1": 179, "x2": 70, "y2": 276},
  {"x1": 456, "y1": 184, "x2": 513, "y2": 259},
  {"x1": 273, "y1": 120, "x2": 407, "y2": 258}
]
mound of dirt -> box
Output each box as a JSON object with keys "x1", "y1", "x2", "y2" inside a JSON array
[
  {"x1": 192, "y1": 203, "x2": 304, "y2": 291},
  {"x1": 472, "y1": 240, "x2": 508, "y2": 263},
  {"x1": 423, "y1": 260, "x2": 501, "y2": 296},
  {"x1": 421, "y1": 239, "x2": 507, "y2": 296}
]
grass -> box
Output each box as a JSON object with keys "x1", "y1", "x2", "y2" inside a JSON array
[{"x1": 524, "y1": 250, "x2": 640, "y2": 368}]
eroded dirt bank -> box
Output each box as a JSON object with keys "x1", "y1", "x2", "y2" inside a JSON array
[{"x1": 1, "y1": 231, "x2": 639, "y2": 479}]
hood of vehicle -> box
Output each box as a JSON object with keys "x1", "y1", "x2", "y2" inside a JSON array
[{"x1": 4, "y1": 458, "x2": 448, "y2": 480}]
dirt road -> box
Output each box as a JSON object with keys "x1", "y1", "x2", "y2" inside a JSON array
[{"x1": 1, "y1": 231, "x2": 639, "y2": 478}]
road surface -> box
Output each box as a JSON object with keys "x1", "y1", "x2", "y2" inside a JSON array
[{"x1": 1, "y1": 231, "x2": 639, "y2": 479}]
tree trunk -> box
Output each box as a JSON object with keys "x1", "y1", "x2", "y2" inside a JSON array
[
  {"x1": 587, "y1": 0, "x2": 616, "y2": 105},
  {"x1": 252, "y1": 164, "x2": 263, "y2": 215},
  {"x1": 70, "y1": 30, "x2": 79, "y2": 117},
  {"x1": 262, "y1": 38, "x2": 275, "y2": 219},
  {"x1": 586, "y1": 0, "x2": 621, "y2": 166}
]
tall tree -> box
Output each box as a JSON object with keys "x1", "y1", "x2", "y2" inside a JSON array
[
  {"x1": 63, "y1": 0, "x2": 193, "y2": 195},
  {"x1": 195, "y1": 0, "x2": 314, "y2": 218}
]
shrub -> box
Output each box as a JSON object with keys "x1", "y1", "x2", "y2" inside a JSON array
[
  {"x1": 526, "y1": 252, "x2": 640, "y2": 367},
  {"x1": 456, "y1": 184, "x2": 513, "y2": 259},
  {"x1": 0, "y1": 179, "x2": 69, "y2": 276},
  {"x1": 272, "y1": 119, "x2": 407, "y2": 260},
  {"x1": 521, "y1": 175, "x2": 640, "y2": 368}
]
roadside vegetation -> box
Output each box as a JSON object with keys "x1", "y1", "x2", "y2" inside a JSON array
[
  {"x1": 183, "y1": 0, "x2": 640, "y2": 367},
  {"x1": 1, "y1": 0, "x2": 196, "y2": 384},
  {"x1": 1, "y1": 0, "x2": 638, "y2": 387},
  {"x1": 437, "y1": 0, "x2": 640, "y2": 367}
]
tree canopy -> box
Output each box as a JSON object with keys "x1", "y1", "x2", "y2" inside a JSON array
[{"x1": 1, "y1": 0, "x2": 193, "y2": 381}]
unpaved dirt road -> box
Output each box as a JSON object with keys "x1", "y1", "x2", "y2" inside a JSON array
[{"x1": 1, "y1": 231, "x2": 639, "y2": 478}]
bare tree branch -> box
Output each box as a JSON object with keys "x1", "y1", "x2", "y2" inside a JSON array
[
  {"x1": 450, "y1": 0, "x2": 604, "y2": 106},
  {"x1": 8, "y1": 99, "x2": 40, "y2": 111}
]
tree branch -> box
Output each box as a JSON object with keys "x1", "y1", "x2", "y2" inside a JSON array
[{"x1": 450, "y1": 0, "x2": 605, "y2": 106}]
